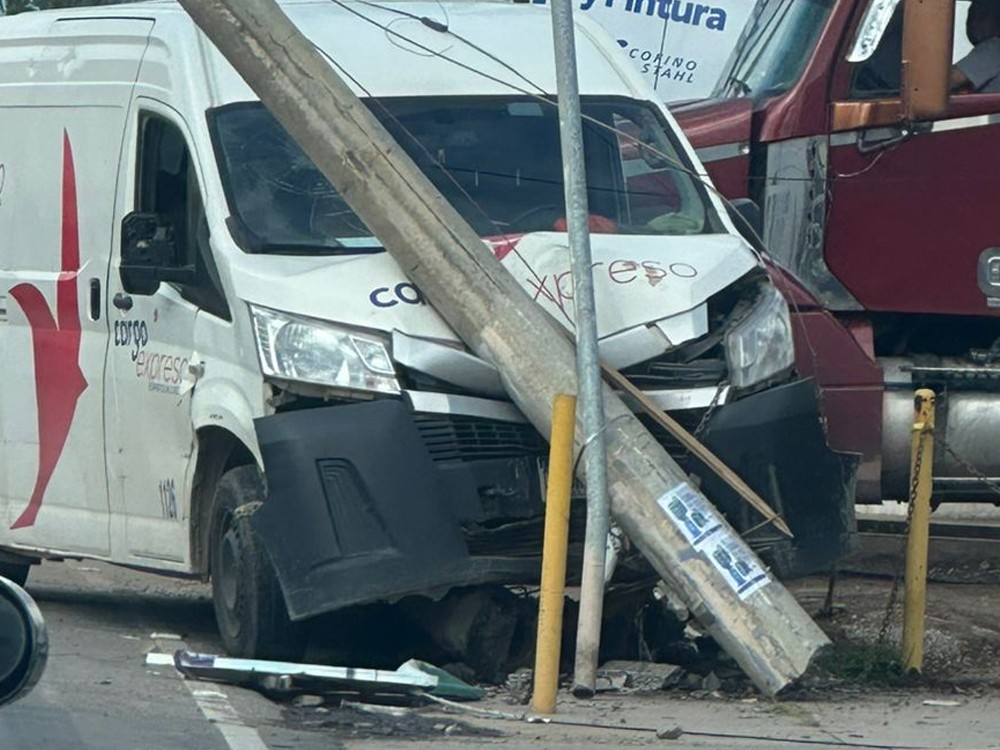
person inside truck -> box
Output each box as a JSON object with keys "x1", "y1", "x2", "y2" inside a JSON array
[{"x1": 951, "y1": 0, "x2": 1000, "y2": 93}]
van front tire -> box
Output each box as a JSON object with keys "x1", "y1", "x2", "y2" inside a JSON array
[{"x1": 209, "y1": 466, "x2": 303, "y2": 661}]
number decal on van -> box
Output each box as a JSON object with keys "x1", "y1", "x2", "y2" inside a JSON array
[
  {"x1": 159, "y1": 479, "x2": 178, "y2": 520},
  {"x1": 8, "y1": 132, "x2": 88, "y2": 530}
]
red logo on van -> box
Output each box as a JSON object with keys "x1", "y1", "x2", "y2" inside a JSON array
[{"x1": 8, "y1": 131, "x2": 88, "y2": 529}]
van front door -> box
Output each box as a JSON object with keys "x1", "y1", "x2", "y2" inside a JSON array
[{"x1": 105, "y1": 108, "x2": 213, "y2": 569}]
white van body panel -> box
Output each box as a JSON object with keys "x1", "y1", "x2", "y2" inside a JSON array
[
  {"x1": 0, "y1": 16, "x2": 154, "y2": 559},
  {"x1": 226, "y1": 253, "x2": 460, "y2": 344}
]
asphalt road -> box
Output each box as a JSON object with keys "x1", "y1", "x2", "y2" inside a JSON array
[
  {"x1": 1, "y1": 559, "x2": 998, "y2": 750},
  {"x1": 0, "y1": 560, "x2": 330, "y2": 750}
]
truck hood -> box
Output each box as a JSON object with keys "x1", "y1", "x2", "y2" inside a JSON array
[
  {"x1": 229, "y1": 231, "x2": 758, "y2": 370},
  {"x1": 672, "y1": 97, "x2": 753, "y2": 200}
]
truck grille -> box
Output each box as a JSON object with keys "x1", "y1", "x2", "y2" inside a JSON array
[{"x1": 414, "y1": 414, "x2": 545, "y2": 463}]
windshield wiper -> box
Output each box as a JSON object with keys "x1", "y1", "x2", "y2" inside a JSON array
[
  {"x1": 227, "y1": 215, "x2": 384, "y2": 256},
  {"x1": 253, "y1": 243, "x2": 384, "y2": 257}
]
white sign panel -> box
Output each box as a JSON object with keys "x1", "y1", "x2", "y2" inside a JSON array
[{"x1": 530, "y1": 0, "x2": 755, "y2": 102}]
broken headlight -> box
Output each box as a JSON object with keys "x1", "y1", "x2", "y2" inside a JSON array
[
  {"x1": 724, "y1": 283, "x2": 794, "y2": 388},
  {"x1": 249, "y1": 304, "x2": 400, "y2": 394}
]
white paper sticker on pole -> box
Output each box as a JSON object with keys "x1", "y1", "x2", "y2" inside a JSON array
[
  {"x1": 658, "y1": 482, "x2": 770, "y2": 600},
  {"x1": 657, "y1": 482, "x2": 721, "y2": 545},
  {"x1": 700, "y1": 531, "x2": 769, "y2": 599}
]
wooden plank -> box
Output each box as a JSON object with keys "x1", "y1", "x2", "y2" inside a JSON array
[{"x1": 601, "y1": 363, "x2": 794, "y2": 539}]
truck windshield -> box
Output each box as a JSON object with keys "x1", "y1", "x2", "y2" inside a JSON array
[
  {"x1": 714, "y1": 0, "x2": 834, "y2": 100},
  {"x1": 210, "y1": 97, "x2": 715, "y2": 254}
]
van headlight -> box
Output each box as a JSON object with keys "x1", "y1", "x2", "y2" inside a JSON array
[
  {"x1": 250, "y1": 304, "x2": 400, "y2": 394},
  {"x1": 724, "y1": 284, "x2": 794, "y2": 388}
]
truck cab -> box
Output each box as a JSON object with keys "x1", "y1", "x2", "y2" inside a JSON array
[{"x1": 675, "y1": 0, "x2": 1000, "y2": 504}]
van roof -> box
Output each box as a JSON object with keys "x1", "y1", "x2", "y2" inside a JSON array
[{"x1": 0, "y1": 0, "x2": 647, "y2": 102}]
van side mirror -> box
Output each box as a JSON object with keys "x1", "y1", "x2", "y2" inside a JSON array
[
  {"x1": 120, "y1": 212, "x2": 197, "y2": 296},
  {"x1": 901, "y1": 0, "x2": 954, "y2": 120},
  {"x1": 0, "y1": 577, "x2": 47, "y2": 708}
]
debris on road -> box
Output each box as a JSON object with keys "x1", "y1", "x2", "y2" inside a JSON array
[
  {"x1": 595, "y1": 660, "x2": 683, "y2": 693},
  {"x1": 144, "y1": 650, "x2": 483, "y2": 704}
]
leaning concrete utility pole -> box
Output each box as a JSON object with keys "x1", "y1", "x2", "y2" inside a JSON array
[{"x1": 178, "y1": 0, "x2": 830, "y2": 696}]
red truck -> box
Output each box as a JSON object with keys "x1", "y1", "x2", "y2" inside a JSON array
[{"x1": 674, "y1": 0, "x2": 1000, "y2": 505}]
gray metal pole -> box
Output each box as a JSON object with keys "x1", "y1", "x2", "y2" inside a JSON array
[{"x1": 549, "y1": 0, "x2": 610, "y2": 698}]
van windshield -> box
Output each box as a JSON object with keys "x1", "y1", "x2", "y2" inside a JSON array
[
  {"x1": 714, "y1": 0, "x2": 834, "y2": 100},
  {"x1": 210, "y1": 97, "x2": 716, "y2": 255}
]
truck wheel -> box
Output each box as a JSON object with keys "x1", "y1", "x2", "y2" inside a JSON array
[{"x1": 209, "y1": 465, "x2": 303, "y2": 661}]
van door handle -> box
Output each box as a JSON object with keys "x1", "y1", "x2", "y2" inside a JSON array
[
  {"x1": 113, "y1": 292, "x2": 133, "y2": 312},
  {"x1": 89, "y1": 278, "x2": 102, "y2": 321}
]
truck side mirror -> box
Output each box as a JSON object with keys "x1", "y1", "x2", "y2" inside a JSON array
[
  {"x1": 901, "y1": 0, "x2": 954, "y2": 120},
  {"x1": 120, "y1": 212, "x2": 196, "y2": 295},
  {"x1": 0, "y1": 577, "x2": 47, "y2": 708}
]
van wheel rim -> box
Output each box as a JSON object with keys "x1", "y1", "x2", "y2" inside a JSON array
[{"x1": 219, "y1": 527, "x2": 240, "y2": 613}]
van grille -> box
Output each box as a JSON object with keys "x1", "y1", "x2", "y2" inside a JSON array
[
  {"x1": 413, "y1": 415, "x2": 544, "y2": 463},
  {"x1": 620, "y1": 357, "x2": 726, "y2": 389},
  {"x1": 637, "y1": 410, "x2": 707, "y2": 468}
]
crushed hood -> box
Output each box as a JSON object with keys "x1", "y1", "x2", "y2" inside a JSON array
[
  {"x1": 494, "y1": 232, "x2": 758, "y2": 340},
  {"x1": 228, "y1": 231, "x2": 759, "y2": 375}
]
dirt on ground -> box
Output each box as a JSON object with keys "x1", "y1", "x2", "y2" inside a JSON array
[{"x1": 788, "y1": 573, "x2": 1000, "y2": 690}]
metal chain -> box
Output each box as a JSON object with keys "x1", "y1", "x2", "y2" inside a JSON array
[
  {"x1": 936, "y1": 436, "x2": 1000, "y2": 501},
  {"x1": 922, "y1": 390, "x2": 1000, "y2": 498},
  {"x1": 692, "y1": 382, "x2": 726, "y2": 440},
  {"x1": 877, "y1": 431, "x2": 926, "y2": 646},
  {"x1": 874, "y1": 389, "x2": 1000, "y2": 645}
]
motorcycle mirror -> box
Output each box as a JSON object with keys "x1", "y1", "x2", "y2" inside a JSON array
[{"x1": 0, "y1": 576, "x2": 47, "y2": 707}]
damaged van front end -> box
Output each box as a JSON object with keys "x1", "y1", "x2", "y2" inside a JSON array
[
  {"x1": 215, "y1": 134, "x2": 854, "y2": 622},
  {"x1": 199, "y1": 1, "x2": 856, "y2": 624}
]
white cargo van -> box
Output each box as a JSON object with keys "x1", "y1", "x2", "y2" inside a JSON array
[{"x1": 0, "y1": 0, "x2": 852, "y2": 658}]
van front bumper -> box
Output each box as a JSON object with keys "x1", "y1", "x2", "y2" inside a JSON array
[
  {"x1": 253, "y1": 379, "x2": 855, "y2": 622},
  {"x1": 692, "y1": 378, "x2": 858, "y2": 577},
  {"x1": 251, "y1": 399, "x2": 547, "y2": 622}
]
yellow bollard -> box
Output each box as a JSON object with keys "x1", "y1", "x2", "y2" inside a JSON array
[
  {"x1": 532, "y1": 394, "x2": 577, "y2": 715},
  {"x1": 903, "y1": 388, "x2": 935, "y2": 672}
]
